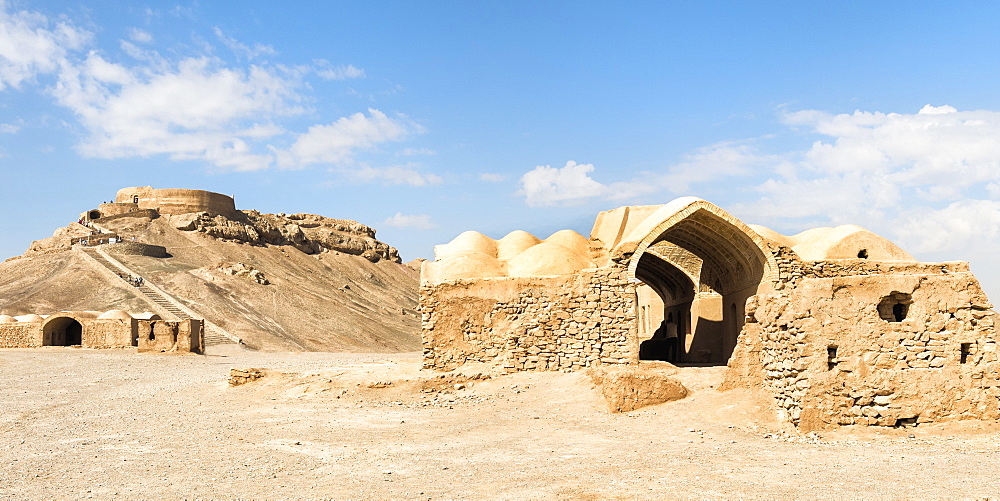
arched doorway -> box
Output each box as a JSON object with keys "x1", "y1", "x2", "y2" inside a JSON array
[
  {"x1": 622, "y1": 199, "x2": 776, "y2": 366},
  {"x1": 636, "y1": 243, "x2": 697, "y2": 363},
  {"x1": 43, "y1": 317, "x2": 84, "y2": 346}
]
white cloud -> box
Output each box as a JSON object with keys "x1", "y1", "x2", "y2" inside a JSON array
[
  {"x1": 52, "y1": 52, "x2": 300, "y2": 171},
  {"x1": 518, "y1": 161, "x2": 606, "y2": 207},
  {"x1": 896, "y1": 199, "x2": 1000, "y2": 254},
  {"x1": 315, "y1": 60, "x2": 365, "y2": 80},
  {"x1": 382, "y1": 212, "x2": 437, "y2": 230},
  {"x1": 480, "y1": 173, "x2": 505, "y2": 183},
  {"x1": 128, "y1": 28, "x2": 153, "y2": 44},
  {"x1": 738, "y1": 105, "x2": 1000, "y2": 221},
  {"x1": 601, "y1": 140, "x2": 779, "y2": 201},
  {"x1": 213, "y1": 27, "x2": 276, "y2": 60},
  {"x1": 516, "y1": 105, "x2": 1000, "y2": 259},
  {"x1": 0, "y1": 3, "x2": 435, "y2": 180},
  {"x1": 400, "y1": 147, "x2": 435, "y2": 156},
  {"x1": 0, "y1": 122, "x2": 19, "y2": 133},
  {"x1": 0, "y1": 4, "x2": 89, "y2": 90},
  {"x1": 283, "y1": 109, "x2": 416, "y2": 168},
  {"x1": 352, "y1": 164, "x2": 443, "y2": 186}
]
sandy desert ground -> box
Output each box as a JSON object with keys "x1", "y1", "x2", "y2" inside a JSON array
[{"x1": 2, "y1": 346, "x2": 1000, "y2": 500}]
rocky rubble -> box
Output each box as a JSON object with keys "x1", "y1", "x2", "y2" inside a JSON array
[
  {"x1": 171, "y1": 210, "x2": 401, "y2": 263},
  {"x1": 217, "y1": 262, "x2": 270, "y2": 285},
  {"x1": 22, "y1": 222, "x2": 95, "y2": 257}
]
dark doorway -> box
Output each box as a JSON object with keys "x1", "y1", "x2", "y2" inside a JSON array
[{"x1": 43, "y1": 317, "x2": 84, "y2": 346}]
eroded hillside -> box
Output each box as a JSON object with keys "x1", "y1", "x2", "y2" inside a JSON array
[{"x1": 0, "y1": 210, "x2": 420, "y2": 352}]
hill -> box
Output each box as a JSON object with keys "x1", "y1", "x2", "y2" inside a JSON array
[{"x1": 0, "y1": 206, "x2": 420, "y2": 352}]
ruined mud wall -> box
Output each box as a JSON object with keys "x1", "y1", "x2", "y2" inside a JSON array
[
  {"x1": 0, "y1": 322, "x2": 40, "y2": 348},
  {"x1": 103, "y1": 242, "x2": 168, "y2": 258},
  {"x1": 93, "y1": 208, "x2": 158, "y2": 223},
  {"x1": 94, "y1": 202, "x2": 141, "y2": 219},
  {"x1": 724, "y1": 261, "x2": 1000, "y2": 430},
  {"x1": 137, "y1": 319, "x2": 202, "y2": 353},
  {"x1": 420, "y1": 265, "x2": 637, "y2": 372},
  {"x1": 116, "y1": 187, "x2": 237, "y2": 218},
  {"x1": 82, "y1": 319, "x2": 135, "y2": 348}
]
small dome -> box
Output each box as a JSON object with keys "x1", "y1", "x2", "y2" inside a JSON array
[
  {"x1": 0, "y1": 315, "x2": 15, "y2": 323},
  {"x1": 423, "y1": 251, "x2": 505, "y2": 282},
  {"x1": 791, "y1": 225, "x2": 916, "y2": 262},
  {"x1": 98, "y1": 310, "x2": 133, "y2": 320},
  {"x1": 434, "y1": 231, "x2": 498, "y2": 260},
  {"x1": 14, "y1": 314, "x2": 44, "y2": 323},
  {"x1": 748, "y1": 224, "x2": 793, "y2": 247},
  {"x1": 133, "y1": 312, "x2": 162, "y2": 320},
  {"x1": 497, "y1": 230, "x2": 541, "y2": 261},
  {"x1": 544, "y1": 230, "x2": 591, "y2": 258},
  {"x1": 507, "y1": 242, "x2": 593, "y2": 277}
]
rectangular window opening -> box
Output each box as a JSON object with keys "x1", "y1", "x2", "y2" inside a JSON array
[
  {"x1": 960, "y1": 343, "x2": 972, "y2": 364},
  {"x1": 827, "y1": 345, "x2": 838, "y2": 370}
]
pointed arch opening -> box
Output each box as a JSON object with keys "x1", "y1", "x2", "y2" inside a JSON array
[
  {"x1": 636, "y1": 248, "x2": 697, "y2": 363},
  {"x1": 620, "y1": 199, "x2": 776, "y2": 365}
]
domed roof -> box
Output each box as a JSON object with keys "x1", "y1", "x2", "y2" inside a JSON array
[
  {"x1": 748, "y1": 224, "x2": 793, "y2": 247},
  {"x1": 544, "y1": 230, "x2": 591, "y2": 258},
  {"x1": 790, "y1": 225, "x2": 916, "y2": 262},
  {"x1": 424, "y1": 251, "x2": 505, "y2": 282},
  {"x1": 0, "y1": 315, "x2": 15, "y2": 323},
  {"x1": 133, "y1": 312, "x2": 162, "y2": 320},
  {"x1": 434, "y1": 231, "x2": 498, "y2": 260},
  {"x1": 14, "y1": 314, "x2": 44, "y2": 323},
  {"x1": 497, "y1": 230, "x2": 542, "y2": 261},
  {"x1": 98, "y1": 310, "x2": 133, "y2": 320},
  {"x1": 507, "y1": 242, "x2": 593, "y2": 277}
]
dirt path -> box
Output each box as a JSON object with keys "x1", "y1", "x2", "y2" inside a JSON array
[{"x1": 2, "y1": 347, "x2": 1000, "y2": 499}]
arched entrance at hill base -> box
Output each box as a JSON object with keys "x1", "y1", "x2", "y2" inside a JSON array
[{"x1": 43, "y1": 316, "x2": 83, "y2": 346}]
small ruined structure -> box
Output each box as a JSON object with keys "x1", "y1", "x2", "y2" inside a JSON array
[
  {"x1": 0, "y1": 310, "x2": 202, "y2": 353},
  {"x1": 421, "y1": 197, "x2": 1000, "y2": 430},
  {"x1": 91, "y1": 186, "x2": 239, "y2": 220},
  {"x1": 74, "y1": 186, "x2": 401, "y2": 263}
]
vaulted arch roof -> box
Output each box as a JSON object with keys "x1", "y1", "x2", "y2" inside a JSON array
[
  {"x1": 614, "y1": 198, "x2": 777, "y2": 294},
  {"x1": 635, "y1": 252, "x2": 696, "y2": 306}
]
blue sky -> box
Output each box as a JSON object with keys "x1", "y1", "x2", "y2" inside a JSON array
[{"x1": 3, "y1": 1, "x2": 1000, "y2": 299}]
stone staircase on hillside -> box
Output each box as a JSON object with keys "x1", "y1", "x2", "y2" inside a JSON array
[{"x1": 77, "y1": 246, "x2": 241, "y2": 347}]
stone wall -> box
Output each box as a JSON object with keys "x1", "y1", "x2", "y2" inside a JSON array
[
  {"x1": 769, "y1": 243, "x2": 969, "y2": 289},
  {"x1": 137, "y1": 319, "x2": 202, "y2": 353},
  {"x1": 116, "y1": 187, "x2": 237, "y2": 218},
  {"x1": 81, "y1": 319, "x2": 135, "y2": 348},
  {"x1": 94, "y1": 202, "x2": 141, "y2": 219},
  {"x1": 0, "y1": 322, "x2": 40, "y2": 348},
  {"x1": 420, "y1": 265, "x2": 638, "y2": 372},
  {"x1": 93, "y1": 208, "x2": 158, "y2": 224},
  {"x1": 0, "y1": 317, "x2": 201, "y2": 353},
  {"x1": 103, "y1": 242, "x2": 168, "y2": 258},
  {"x1": 724, "y1": 266, "x2": 1000, "y2": 430}
]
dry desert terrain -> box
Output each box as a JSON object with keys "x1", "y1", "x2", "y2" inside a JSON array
[{"x1": 3, "y1": 346, "x2": 1000, "y2": 500}]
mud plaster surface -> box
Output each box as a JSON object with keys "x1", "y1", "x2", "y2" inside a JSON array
[{"x1": 2, "y1": 347, "x2": 1000, "y2": 499}]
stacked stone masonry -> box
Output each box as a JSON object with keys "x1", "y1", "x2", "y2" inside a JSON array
[
  {"x1": 422, "y1": 197, "x2": 1000, "y2": 430},
  {"x1": 724, "y1": 247, "x2": 1000, "y2": 431},
  {"x1": 102, "y1": 242, "x2": 169, "y2": 258},
  {"x1": 420, "y1": 265, "x2": 638, "y2": 372},
  {"x1": 0, "y1": 313, "x2": 202, "y2": 353}
]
